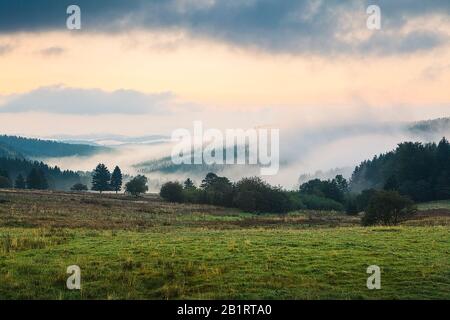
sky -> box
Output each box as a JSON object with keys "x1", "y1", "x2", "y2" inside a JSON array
[
  {"x1": 0, "y1": 0, "x2": 449, "y2": 136},
  {"x1": 0, "y1": 1, "x2": 450, "y2": 186}
]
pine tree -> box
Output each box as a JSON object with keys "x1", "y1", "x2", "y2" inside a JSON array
[
  {"x1": 435, "y1": 171, "x2": 450, "y2": 200},
  {"x1": 0, "y1": 169, "x2": 10, "y2": 179},
  {"x1": 436, "y1": 137, "x2": 450, "y2": 173},
  {"x1": 183, "y1": 178, "x2": 195, "y2": 189},
  {"x1": 26, "y1": 169, "x2": 38, "y2": 189},
  {"x1": 91, "y1": 163, "x2": 111, "y2": 193},
  {"x1": 0, "y1": 170, "x2": 11, "y2": 188},
  {"x1": 39, "y1": 169, "x2": 49, "y2": 190},
  {"x1": 15, "y1": 174, "x2": 26, "y2": 189},
  {"x1": 383, "y1": 175, "x2": 399, "y2": 191},
  {"x1": 26, "y1": 168, "x2": 48, "y2": 190},
  {"x1": 110, "y1": 166, "x2": 123, "y2": 193}
]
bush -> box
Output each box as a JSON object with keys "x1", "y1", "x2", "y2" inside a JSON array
[
  {"x1": 200, "y1": 173, "x2": 234, "y2": 207},
  {"x1": 298, "y1": 194, "x2": 344, "y2": 211},
  {"x1": 355, "y1": 189, "x2": 377, "y2": 212},
  {"x1": 71, "y1": 183, "x2": 88, "y2": 191},
  {"x1": 286, "y1": 191, "x2": 306, "y2": 211},
  {"x1": 125, "y1": 175, "x2": 148, "y2": 197},
  {"x1": 160, "y1": 181, "x2": 184, "y2": 203},
  {"x1": 233, "y1": 177, "x2": 291, "y2": 213},
  {"x1": 233, "y1": 190, "x2": 259, "y2": 212},
  {"x1": 299, "y1": 176, "x2": 346, "y2": 204},
  {"x1": 159, "y1": 174, "x2": 343, "y2": 214},
  {"x1": 182, "y1": 187, "x2": 202, "y2": 203},
  {"x1": 345, "y1": 195, "x2": 359, "y2": 215},
  {"x1": 362, "y1": 190, "x2": 416, "y2": 226}
]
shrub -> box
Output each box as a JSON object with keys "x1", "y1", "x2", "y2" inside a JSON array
[
  {"x1": 299, "y1": 176, "x2": 346, "y2": 204},
  {"x1": 298, "y1": 194, "x2": 344, "y2": 211},
  {"x1": 125, "y1": 175, "x2": 148, "y2": 197},
  {"x1": 233, "y1": 190, "x2": 259, "y2": 212},
  {"x1": 182, "y1": 187, "x2": 202, "y2": 203},
  {"x1": 233, "y1": 177, "x2": 291, "y2": 213},
  {"x1": 160, "y1": 181, "x2": 183, "y2": 203},
  {"x1": 362, "y1": 190, "x2": 416, "y2": 226},
  {"x1": 345, "y1": 195, "x2": 359, "y2": 215},
  {"x1": 71, "y1": 183, "x2": 88, "y2": 191},
  {"x1": 200, "y1": 173, "x2": 234, "y2": 207},
  {"x1": 286, "y1": 191, "x2": 306, "y2": 211},
  {"x1": 266, "y1": 188, "x2": 292, "y2": 213},
  {"x1": 355, "y1": 189, "x2": 377, "y2": 212}
]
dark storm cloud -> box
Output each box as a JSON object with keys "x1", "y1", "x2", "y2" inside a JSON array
[{"x1": 0, "y1": 0, "x2": 449, "y2": 55}]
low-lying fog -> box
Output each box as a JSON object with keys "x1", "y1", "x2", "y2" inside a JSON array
[{"x1": 40, "y1": 118, "x2": 450, "y2": 192}]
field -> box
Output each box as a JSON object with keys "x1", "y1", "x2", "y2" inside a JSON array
[{"x1": 0, "y1": 190, "x2": 449, "y2": 300}]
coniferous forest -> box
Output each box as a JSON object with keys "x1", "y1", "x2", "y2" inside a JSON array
[{"x1": 350, "y1": 138, "x2": 450, "y2": 202}]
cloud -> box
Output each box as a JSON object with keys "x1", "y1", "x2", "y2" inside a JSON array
[
  {"x1": 0, "y1": 86, "x2": 176, "y2": 115},
  {"x1": 422, "y1": 63, "x2": 450, "y2": 80},
  {"x1": 0, "y1": 0, "x2": 449, "y2": 55},
  {"x1": 0, "y1": 44, "x2": 13, "y2": 55},
  {"x1": 39, "y1": 46, "x2": 65, "y2": 56}
]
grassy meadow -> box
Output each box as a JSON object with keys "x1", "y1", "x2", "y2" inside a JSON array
[{"x1": 0, "y1": 190, "x2": 449, "y2": 300}]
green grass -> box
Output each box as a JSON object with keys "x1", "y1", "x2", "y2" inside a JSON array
[
  {"x1": 0, "y1": 190, "x2": 449, "y2": 300},
  {"x1": 1, "y1": 226, "x2": 449, "y2": 299}
]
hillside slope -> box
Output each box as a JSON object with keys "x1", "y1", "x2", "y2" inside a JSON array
[
  {"x1": 0, "y1": 135, "x2": 108, "y2": 158},
  {"x1": 0, "y1": 143, "x2": 24, "y2": 160}
]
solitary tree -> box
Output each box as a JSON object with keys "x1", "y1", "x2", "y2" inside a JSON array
[
  {"x1": 362, "y1": 190, "x2": 416, "y2": 226},
  {"x1": 160, "y1": 181, "x2": 184, "y2": 202},
  {"x1": 125, "y1": 175, "x2": 148, "y2": 197},
  {"x1": 91, "y1": 163, "x2": 111, "y2": 193},
  {"x1": 110, "y1": 166, "x2": 123, "y2": 193},
  {"x1": 14, "y1": 174, "x2": 26, "y2": 189}
]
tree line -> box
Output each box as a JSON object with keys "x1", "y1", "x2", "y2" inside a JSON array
[
  {"x1": 0, "y1": 169, "x2": 48, "y2": 189},
  {"x1": 5, "y1": 137, "x2": 446, "y2": 226},
  {"x1": 0, "y1": 160, "x2": 148, "y2": 196},
  {"x1": 0, "y1": 157, "x2": 83, "y2": 190},
  {"x1": 159, "y1": 172, "x2": 417, "y2": 226},
  {"x1": 159, "y1": 172, "x2": 344, "y2": 214},
  {"x1": 350, "y1": 137, "x2": 450, "y2": 202}
]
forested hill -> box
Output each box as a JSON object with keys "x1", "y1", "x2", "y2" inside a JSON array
[
  {"x1": 408, "y1": 117, "x2": 450, "y2": 136},
  {"x1": 350, "y1": 137, "x2": 450, "y2": 202},
  {"x1": 0, "y1": 143, "x2": 25, "y2": 159},
  {"x1": 0, "y1": 135, "x2": 108, "y2": 158},
  {"x1": 0, "y1": 157, "x2": 90, "y2": 190}
]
